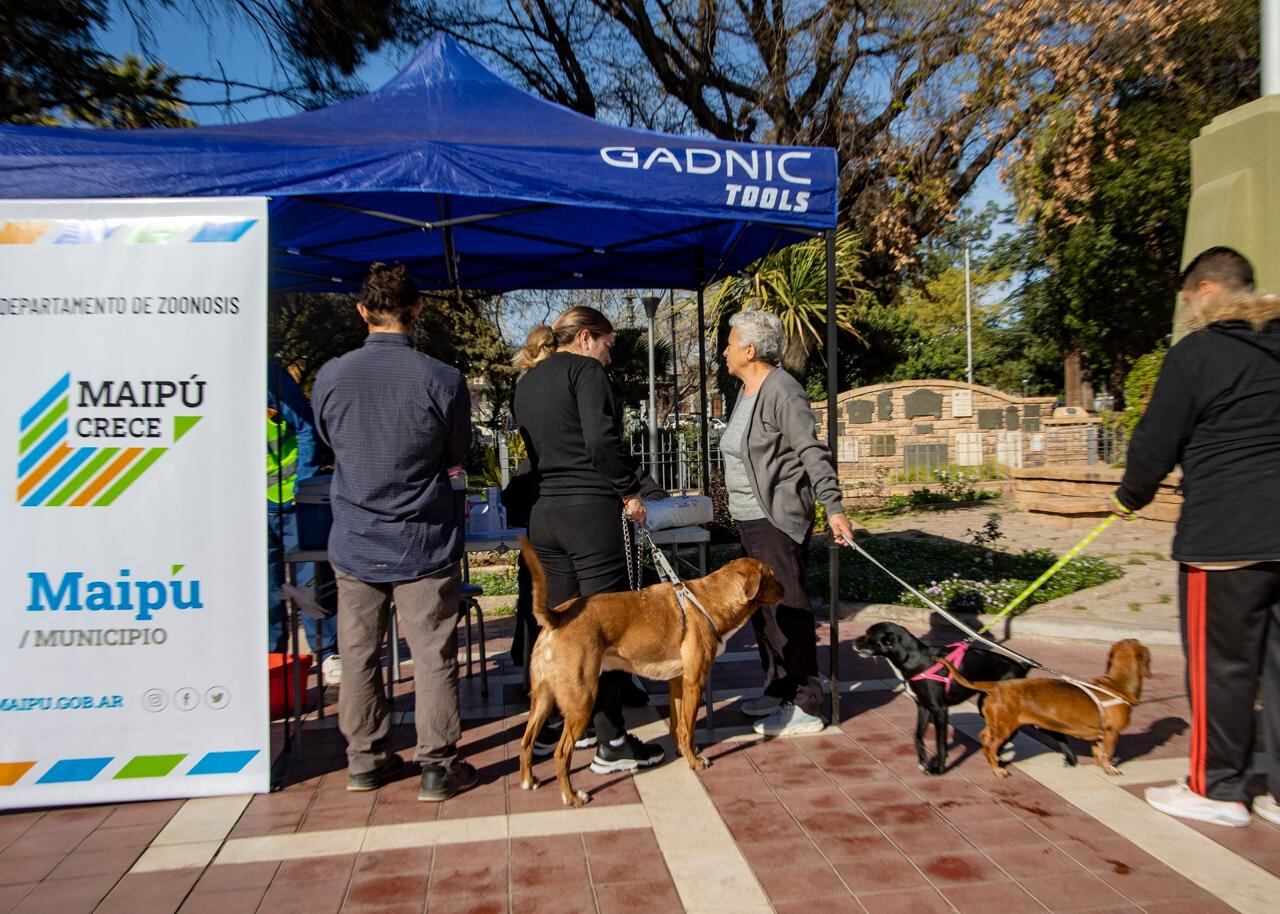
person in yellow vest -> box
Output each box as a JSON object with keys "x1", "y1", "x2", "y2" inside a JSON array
[{"x1": 269, "y1": 362, "x2": 340, "y2": 683}]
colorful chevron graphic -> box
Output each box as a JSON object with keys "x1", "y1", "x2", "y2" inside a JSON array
[
  {"x1": 0, "y1": 750, "x2": 259, "y2": 786},
  {"x1": 16, "y1": 374, "x2": 201, "y2": 507},
  {"x1": 0, "y1": 217, "x2": 257, "y2": 245}
]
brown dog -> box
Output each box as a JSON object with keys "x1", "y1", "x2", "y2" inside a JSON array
[
  {"x1": 517, "y1": 536, "x2": 784, "y2": 806},
  {"x1": 942, "y1": 639, "x2": 1151, "y2": 778}
]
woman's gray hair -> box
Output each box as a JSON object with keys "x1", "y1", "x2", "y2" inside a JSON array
[{"x1": 729, "y1": 310, "x2": 784, "y2": 365}]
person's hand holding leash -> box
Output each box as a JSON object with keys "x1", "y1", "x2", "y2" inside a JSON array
[
  {"x1": 1110, "y1": 493, "x2": 1136, "y2": 521},
  {"x1": 623, "y1": 495, "x2": 647, "y2": 526},
  {"x1": 828, "y1": 511, "x2": 858, "y2": 546}
]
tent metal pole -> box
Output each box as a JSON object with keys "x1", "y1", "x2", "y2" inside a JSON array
[
  {"x1": 696, "y1": 286, "x2": 710, "y2": 494},
  {"x1": 295, "y1": 196, "x2": 551, "y2": 231},
  {"x1": 825, "y1": 228, "x2": 841, "y2": 725}
]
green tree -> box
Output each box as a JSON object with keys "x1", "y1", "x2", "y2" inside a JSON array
[
  {"x1": 1007, "y1": 0, "x2": 1259, "y2": 403},
  {"x1": 1, "y1": 3, "x2": 191, "y2": 126}
]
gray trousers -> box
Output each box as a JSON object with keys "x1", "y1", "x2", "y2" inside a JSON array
[{"x1": 336, "y1": 564, "x2": 461, "y2": 774}]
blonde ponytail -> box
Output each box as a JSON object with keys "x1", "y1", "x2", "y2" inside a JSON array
[
  {"x1": 513, "y1": 306, "x2": 615, "y2": 372},
  {"x1": 514, "y1": 325, "x2": 556, "y2": 371}
]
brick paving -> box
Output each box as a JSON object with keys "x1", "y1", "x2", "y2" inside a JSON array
[{"x1": 1, "y1": 568, "x2": 1276, "y2": 912}]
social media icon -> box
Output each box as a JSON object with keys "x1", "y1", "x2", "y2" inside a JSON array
[
  {"x1": 205, "y1": 686, "x2": 230, "y2": 710},
  {"x1": 175, "y1": 687, "x2": 199, "y2": 711},
  {"x1": 142, "y1": 689, "x2": 168, "y2": 712}
]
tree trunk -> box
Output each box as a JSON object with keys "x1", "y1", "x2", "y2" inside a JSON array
[{"x1": 1063, "y1": 349, "x2": 1085, "y2": 408}]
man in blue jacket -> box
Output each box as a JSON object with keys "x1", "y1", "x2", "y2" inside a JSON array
[
  {"x1": 268, "y1": 362, "x2": 339, "y2": 682},
  {"x1": 1113, "y1": 247, "x2": 1280, "y2": 828}
]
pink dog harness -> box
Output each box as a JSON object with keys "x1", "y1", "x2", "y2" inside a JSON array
[{"x1": 911, "y1": 642, "x2": 972, "y2": 692}]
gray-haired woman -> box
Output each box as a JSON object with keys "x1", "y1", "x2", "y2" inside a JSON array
[{"x1": 721, "y1": 310, "x2": 855, "y2": 736}]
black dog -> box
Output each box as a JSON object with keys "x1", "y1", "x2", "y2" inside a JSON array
[{"x1": 854, "y1": 621, "x2": 1077, "y2": 775}]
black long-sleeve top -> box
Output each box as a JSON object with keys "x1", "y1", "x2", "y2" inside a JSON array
[
  {"x1": 512, "y1": 351, "x2": 643, "y2": 502},
  {"x1": 1116, "y1": 303, "x2": 1280, "y2": 563}
]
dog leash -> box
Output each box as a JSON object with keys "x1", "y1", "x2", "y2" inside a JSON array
[
  {"x1": 976, "y1": 514, "x2": 1119, "y2": 634},
  {"x1": 635, "y1": 524, "x2": 723, "y2": 648},
  {"x1": 843, "y1": 521, "x2": 1134, "y2": 710}
]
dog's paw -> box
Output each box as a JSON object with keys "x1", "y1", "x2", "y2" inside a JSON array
[
  {"x1": 993, "y1": 766, "x2": 1012, "y2": 779},
  {"x1": 562, "y1": 788, "x2": 589, "y2": 807},
  {"x1": 925, "y1": 759, "x2": 945, "y2": 776},
  {"x1": 689, "y1": 755, "x2": 709, "y2": 771},
  {"x1": 521, "y1": 777, "x2": 538, "y2": 791},
  {"x1": 1062, "y1": 755, "x2": 1078, "y2": 768},
  {"x1": 1103, "y1": 764, "x2": 1121, "y2": 776}
]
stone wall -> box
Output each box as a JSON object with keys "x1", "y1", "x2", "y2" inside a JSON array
[
  {"x1": 1013, "y1": 466, "x2": 1180, "y2": 526},
  {"x1": 810, "y1": 380, "x2": 1056, "y2": 482}
]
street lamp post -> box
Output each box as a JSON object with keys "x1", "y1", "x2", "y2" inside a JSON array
[
  {"x1": 641, "y1": 295, "x2": 661, "y2": 477},
  {"x1": 964, "y1": 244, "x2": 974, "y2": 386}
]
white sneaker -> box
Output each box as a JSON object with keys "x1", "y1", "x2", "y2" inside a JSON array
[
  {"x1": 321, "y1": 654, "x2": 343, "y2": 685},
  {"x1": 1145, "y1": 782, "x2": 1250, "y2": 827},
  {"x1": 1254, "y1": 794, "x2": 1280, "y2": 825},
  {"x1": 740, "y1": 694, "x2": 784, "y2": 717},
  {"x1": 752, "y1": 702, "x2": 826, "y2": 737}
]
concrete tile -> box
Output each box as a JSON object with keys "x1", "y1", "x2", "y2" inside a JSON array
[
  {"x1": 129, "y1": 841, "x2": 220, "y2": 874},
  {"x1": 152, "y1": 796, "x2": 252, "y2": 846},
  {"x1": 93, "y1": 867, "x2": 204, "y2": 914},
  {"x1": 940, "y1": 881, "x2": 1045, "y2": 914}
]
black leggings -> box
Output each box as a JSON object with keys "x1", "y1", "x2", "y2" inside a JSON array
[{"x1": 528, "y1": 496, "x2": 630, "y2": 741}]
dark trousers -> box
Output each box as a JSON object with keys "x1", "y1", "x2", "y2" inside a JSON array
[
  {"x1": 738, "y1": 518, "x2": 824, "y2": 718},
  {"x1": 1179, "y1": 562, "x2": 1280, "y2": 802},
  {"x1": 528, "y1": 496, "x2": 630, "y2": 742}
]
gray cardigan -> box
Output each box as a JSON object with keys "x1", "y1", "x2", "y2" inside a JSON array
[{"x1": 738, "y1": 367, "x2": 846, "y2": 543}]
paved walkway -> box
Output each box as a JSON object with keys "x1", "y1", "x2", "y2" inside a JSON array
[{"x1": 2, "y1": 600, "x2": 1276, "y2": 914}]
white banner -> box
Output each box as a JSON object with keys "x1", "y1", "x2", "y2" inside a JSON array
[{"x1": 0, "y1": 198, "x2": 269, "y2": 808}]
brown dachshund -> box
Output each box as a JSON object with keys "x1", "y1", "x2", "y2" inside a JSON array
[
  {"x1": 517, "y1": 536, "x2": 785, "y2": 807},
  {"x1": 942, "y1": 639, "x2": 1151, "y2": 778}
]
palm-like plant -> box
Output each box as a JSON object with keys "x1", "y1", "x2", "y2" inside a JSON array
[{"x1": 706, "y1": 228, "x2": 869, "y2": 373}]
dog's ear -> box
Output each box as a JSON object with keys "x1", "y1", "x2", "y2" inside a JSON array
[
  {"x1": 1106, "y1": 641, "x2": 1118, "y2": 670},
  {"x1": 729, "y1": 560, "x2": 766, "y2": 604},
  {"x1": 738, "y1": 560, "x2": 784, "y2": 604},
  {"x1": 1140, "y1": 644, "x2": 1152, "y2": 678}
]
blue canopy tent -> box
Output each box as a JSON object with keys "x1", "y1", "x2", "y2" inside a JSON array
[{"x1": 0, "y1": 34, "x2": 847, "y2": 719}]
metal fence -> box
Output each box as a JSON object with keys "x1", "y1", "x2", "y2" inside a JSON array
[
  {"x1": 497, "y1": 421, "x2": 1129, "y2": 496},
  {"x1": 628, "y1": 430, "x2": 723, "y2": 493}
]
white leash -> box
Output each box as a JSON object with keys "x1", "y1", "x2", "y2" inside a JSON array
[
  {"x1": 843, "y1": 540, "x2": 1133, "y2": 714},
  {"x1": 636, "y1": 525, "x2": 723, "y2": 648}
]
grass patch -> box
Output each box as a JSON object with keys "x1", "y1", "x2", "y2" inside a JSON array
[
  {"x1": 1127, "y1": 557, "x2": 1147, "y2": 566},
  {"x1": 469, "y1": 568, "x2": 519, "y2": 596},
  {"x1": 808, "y1": 535, "x2": 1123, "y2": 616},
  {"x1": 1158, "y1": 593, "x2": 1173, "y2": 604}
]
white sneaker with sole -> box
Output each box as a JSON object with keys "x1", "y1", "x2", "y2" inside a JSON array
[
  {"x1": 321, "y1": 654, "x2": 343, "y2": 685},
  {"x1": 1145, "y1": 782, "x2": 1250, "y2": 827},
  {"x1": 740, "y1": 694, "x2": 784, "y2": 717},
  {"x1": 1254, "y1": 794, "x2": 1280, "y2": 825},
  {"x1": 752, "y1": 702, "x2": 826, "y2": 737}
]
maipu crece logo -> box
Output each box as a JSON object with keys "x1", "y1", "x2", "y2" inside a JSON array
[{"x1": 16, "y1": 374, "x2": 202, "y2": 507}]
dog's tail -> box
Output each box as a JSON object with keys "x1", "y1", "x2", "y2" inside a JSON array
[
  {"x1": 939, "y1": 659, "x2": 997, "y2": 693},
  {"x1": 518, "y1": 535, "x2": 564, "y2": 631}
]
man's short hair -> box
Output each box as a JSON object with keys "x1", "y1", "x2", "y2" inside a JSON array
[
  {"x1": 1180, "y1": 247, "x2": 1255, "y2": 293},
  {"x1": 360, "y1": 262, "x2": 420, "y2": 327}
]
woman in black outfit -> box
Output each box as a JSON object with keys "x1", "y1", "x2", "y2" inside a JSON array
[{"x1": 512, "y1": 306, "x2": 665, "y2": 773}]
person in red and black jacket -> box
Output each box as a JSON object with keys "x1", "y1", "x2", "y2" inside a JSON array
[{"x1": 1113, "y1": 247, "x2": 1280, "y2": 828}]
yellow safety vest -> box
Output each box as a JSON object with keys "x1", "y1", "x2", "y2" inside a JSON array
[{"x1": 267, "y1": 413, "x2": 298, "y2": 505}]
